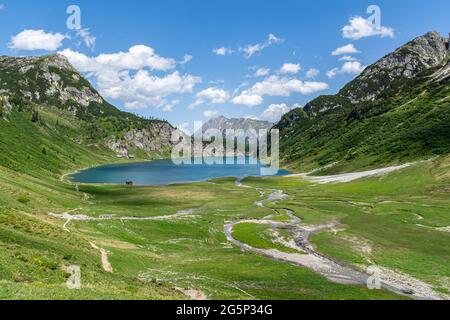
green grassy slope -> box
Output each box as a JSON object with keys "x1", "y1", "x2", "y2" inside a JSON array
[
  {"x1": 243, "y1": 156, "x2": 450, "y2": 296},
  {"x1": 0, "y1": 105, "x2": 447, "y2": 299},
  {"x1": 276, "y1": 32, "x2": 450, "y2": 172}
]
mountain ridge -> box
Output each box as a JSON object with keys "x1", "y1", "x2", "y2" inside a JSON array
[
  {"x1": 201, "y1": 115, "x2": 273, "y2": 133},
  {"x1": 276, "y1": 31, "x2": 450, "y2": 172},
  {"x1": 0, "y1": 53, "x2": 175, "y2": 165}
]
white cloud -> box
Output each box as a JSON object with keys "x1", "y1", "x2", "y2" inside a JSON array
[
  {"x1": 76, "y1": 27, "x2": 96, "y2": 50},
  {"x1": 0, "y1": 4, "x2": 5, "y2": 10},
  {"x1": 189, "y1": 87, "x2": 230, "y2": 109},
  {"x1": 251, "y1": 76, "x2": 328, "y2": 96},
  {"x1": 179, "y1": 54, "x2": 193, "y2": 64},
  {"x1": 253, "y1": 68, "x2": 270, "y2": 77},
  {"x1": 327, "y1": 61, "x2": 366, "y2": 79},
  {"x1": 341, "y1": 61, "x2": 366, "y2": 74},
  {"x1": 204, "y1": 110, "x2": 220, "y2": 119},
  {"x1": 59, "y1": 47, "x2": 201, "y2": 110},
  {"x1": 279, "y1": 63, "x2": 301, "y2": 75},
  {"x1": 60, "y1": 45, "x2": 176, "y2": 72},
  {"x1": 213, "y1": 47, "x2": 234, "y2": 56},
  {"x1": 339, "y1": 55, "x2": 358, "y2": 61},
  {"x1": 231, "y1": 75, "x2": 328, "y2": 106},
  {"x1": 241, "y1": 33, "x2": 283, "y2": 58},
  {"x1": 332, "y1": 44, "x2": 359, "y2": 56},
  {"x1": 231, "y1": 92, "x2": 264, "y2": 107},
  {"x1": 342, "y1": 16, "x2": 394, "y2": 40},
  {"x1": 259, "y1": 103, "x2": 291, "y2": 123},
  {"x1": 9, "y1": 29, "x2": 66, "y2": 51},
  {"x1": 306, "y1": 68, "x2": 320, "y2": 78},
  {"x1": 326, "y1": 68, "x2": 339, "y2": 79}
]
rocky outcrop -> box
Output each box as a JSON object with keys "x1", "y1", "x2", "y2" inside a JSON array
[
  {"x1": 0, "y1": 54, "x2": 104, "y2": 108},
  {"x1": 0, "y1": 54, "x2": 175, "y2": 159},
  {"x1": 276, "y1": 32, "x2": 450, "y2": 168},
  {"x1": 201, "y1": 116, "x2": 273, "y2": 133},
  {"x1": 106, "y1": 122, "x2": 174, "y2": 158},
  {"x1": 340, "y1": 32, "x2": 449, "y2": 104}
]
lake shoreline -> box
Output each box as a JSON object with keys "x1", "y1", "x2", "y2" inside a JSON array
[{"x1": 68, "y1": 157, "x2": 290, "y2": 187}]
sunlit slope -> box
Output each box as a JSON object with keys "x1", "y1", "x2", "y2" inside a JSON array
[{"x1": 277, "y1": 32, "x2": 450, "y2": 172}]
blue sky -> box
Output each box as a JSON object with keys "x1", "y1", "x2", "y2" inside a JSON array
[{"x1": 1, "y1": 0, "x2": 449, "y2": 131}]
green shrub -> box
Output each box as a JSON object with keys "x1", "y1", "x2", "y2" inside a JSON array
[{"x1": 17, "y1": 195, "x2": 30, "y2": 204}]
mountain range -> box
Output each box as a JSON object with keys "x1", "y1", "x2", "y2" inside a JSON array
[
  {"x1": 1, "y1": 32, "x2": 450, "y2": 174},
  {"x1": 201, "y1": 116, "x2": 273, "y2": 133}
]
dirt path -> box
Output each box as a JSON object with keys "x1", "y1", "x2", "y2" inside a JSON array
[
  {"x1": 48, "y1": 209, "x2": 197, "y2": 223},
  {"x1": 226, "y1": 179, "x2": 445, "y2": 300},
  {"x1": 90, "y1": 242, "x2": 113, "y2": 273}
]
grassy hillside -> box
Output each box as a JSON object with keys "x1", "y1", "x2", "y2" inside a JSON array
[
  {"x1": 0, "y1": 39, "x2": 448, "y2": 299},
  {"x1": 1, "y1": 154, "x2": 448, "y2": 299},
  {"x1": 242, "y1": 156, "x2": 450, "y2": 298},
  {"x1": 277, "y1": 32, "x2": 450, "y2": 172}
]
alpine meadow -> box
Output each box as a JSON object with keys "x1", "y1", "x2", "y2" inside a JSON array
[{"x1": 0, "y1": 0, "x2": 449, "y2": 304}]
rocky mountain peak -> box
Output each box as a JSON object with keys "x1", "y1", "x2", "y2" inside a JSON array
[
  {"x1": 0, "y1": 53, "x2": 103, "y2": 111},
  {"x1": 276, "y1": 31, "x2": 450, "y2": 169},
  {"x1": 336, "y1": 31, "x2": 449, "y2": 105},
  {"x1": 202, "y1": 116, "x2": 273, "y2": 133}
]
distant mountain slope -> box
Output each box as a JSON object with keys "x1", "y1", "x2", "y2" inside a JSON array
[
  {"x1": 201, "y1": 116, "x2": 273, "y2": 133},
  {"x1": 276, "y1": 32, "x2": 450, "y2": 172},
  {"x1": 0, "y1": 54, "x2": 174, "y2": 173}
]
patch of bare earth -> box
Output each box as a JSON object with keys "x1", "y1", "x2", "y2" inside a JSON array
[{"x1": 175, "y1": 287, "x2": 208, "y2": 300}]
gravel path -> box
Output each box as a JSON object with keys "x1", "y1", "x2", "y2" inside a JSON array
[{"x1": 287, "y1": 163, "x2": 414, "y2": 184}]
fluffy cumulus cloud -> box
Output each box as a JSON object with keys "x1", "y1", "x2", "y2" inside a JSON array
[
  {"x1": 248, "y1": 103, "x2": 301, "y2": 123},
  {"x1": 189, "y1": 87, "x2": 230, "y2": 109},
  {"x1": 232, "y1": 75, "x2": 328, "y2": 107},
  {"x1": 9, "y1": 29, "x2": 66, "y2": 51},
  {"x1": 213, "y1": 47, "x2": 234, "y2": 56},
  {"x1": 279, "y1": 63, "x2": 301, "y2": 75},
  {"x1": 327, "y1": 61, "x2": 366, "y2": 79},
  {"x1": 342, "y1": 16, "x2": 394, "y2": 40},
  {"x1": 306, "y1": 68, "x2": 320, "y2": 78},
  {"x1": 241, "y1": 33, "x2": 283, "y2": 58},
  {"x1": 230, "y1": 92, "x2": 264, "y2": 107},
  {"x1": 232, "y1": 75, "x2": 328, "y2": 106},
  {"x1": 60, "y1": 45, "x2": 177, "y2": 72},
  {"x1": 59, "y1": 46, "x2": 200, "y2": 111},
  {"x1": 331, "y1": 44, "x2": 359, "y2": 56},
  {"x1": 259, "y1": 103, "x2": 291, "y2": 122}
]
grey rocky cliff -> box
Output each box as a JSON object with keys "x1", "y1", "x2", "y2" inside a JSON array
[
  {"x1": 339, "y1": 32, "x2": 449, "y2": 105},
  {"x1": 106, "y1": 122, "x2": 174, "y2": 158},
  {"x1": 0, "y1": 54, "x2": 104, "y2": 108},
  {"x1": 0, "y1": 53, "x2": 175, "y2": 159},
  {"x1": 201, "y1": 116, "x2": 273, "y2": 133},
  {"x1": 299, "y1": 32, "x2": 450, "y2": 117}
]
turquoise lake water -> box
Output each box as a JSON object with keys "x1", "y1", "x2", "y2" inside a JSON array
[{"x1": 70, "y1": 157, "x2": 289, "y2": 186}]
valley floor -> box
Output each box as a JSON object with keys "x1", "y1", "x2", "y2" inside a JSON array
[{"x1": 0, "y1": 155, "x2": 449, "y2": 300}]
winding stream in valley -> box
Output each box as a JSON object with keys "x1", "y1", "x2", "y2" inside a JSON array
[{"x1": 224, "y1": 178, "x2": 441, "y2": 300}]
